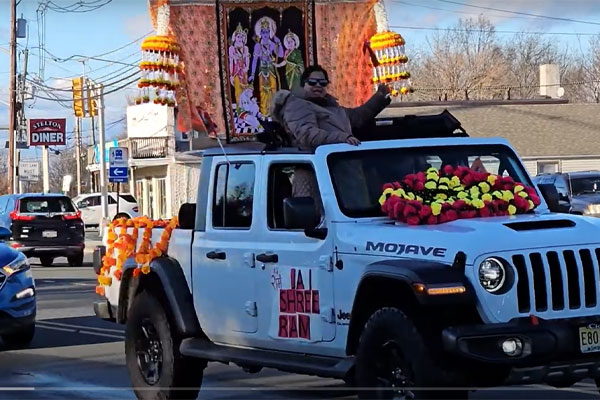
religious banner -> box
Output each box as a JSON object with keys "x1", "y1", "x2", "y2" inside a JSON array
[{"x1": 218, "y1": 0, "x2": 316, "y2": 142}]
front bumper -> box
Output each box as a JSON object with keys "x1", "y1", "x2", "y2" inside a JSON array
[
  {"x1": 93, "y1": 299, "x2": 116, "y2": 322},
  {"x1": 443, "y1": 316, "x2": 600, "y2": 384}
]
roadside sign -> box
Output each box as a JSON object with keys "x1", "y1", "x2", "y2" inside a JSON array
[
  {"x1": 19, "y1": 161, "x2": 40, "y2": 182},
  {"x1": 28, "y1": 118, "x2": 67, "y2": 146},
  {"x1": 109, "y1": 147, "x2": 129, "y2": 183}
]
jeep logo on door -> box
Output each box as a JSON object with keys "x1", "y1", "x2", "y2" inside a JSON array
[{"x1": 28, "y1": 118, "x2": 67, "y2": 146}]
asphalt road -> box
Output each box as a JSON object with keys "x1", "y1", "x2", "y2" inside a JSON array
[{"x1": 1, "y1": 235, "x2": 600, "y2": 399}]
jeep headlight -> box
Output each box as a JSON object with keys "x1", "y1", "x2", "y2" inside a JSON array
[
  {"x1": 479, "y1": 257, "x2": 506, "y2": 293},
  {"x1": 2, "y1": 252, "x2": 29, "y2": 275}
]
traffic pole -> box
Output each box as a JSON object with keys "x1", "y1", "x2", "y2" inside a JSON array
[
  {"x1": 8, "y1": 0, "x2": 17, "y2": 194},
  {"x1": 97, "y1": 83, "x2": 109, "y2": 234}
]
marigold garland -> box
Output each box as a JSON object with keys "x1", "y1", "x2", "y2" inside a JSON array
[
  {"x1": 95, "y1": 216, "x2": 179, "y2": 294},
  {"x1": 379, "y1": 165, "x2": 542, "y2": 225}
]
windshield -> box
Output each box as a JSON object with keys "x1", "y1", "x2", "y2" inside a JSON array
[
  {"x1": 571, "y1": 176, "x2": 600, "y2": 195},
  {"x1": 327, "y1": 144, "x2": 532, "y2": 218},
  {"x1": 19, "y1": 196, "x2": 76, "y2": 214}
]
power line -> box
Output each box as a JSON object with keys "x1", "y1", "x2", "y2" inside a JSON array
[
  {"x1": 26, "y1": 69, "x2": 140, "y2": 95},
  {"x1": 434, "y1": 0, "x2": 600, "y2": 27},
  {"x1": 46, "y1": 0, "x2": 113, "y2": 13},
  {"x1": 412, "y1": 79, "x2": 600, "y2": 92},
  {"x1": 390, "y1": 0, "x2": 534, "y2": 21},
  {"x1": 30, "y1": 75, "x2": 140, "y2": 102},
  {"x1": 390, "y1": 25, "x2": 600, "y2": 36}
]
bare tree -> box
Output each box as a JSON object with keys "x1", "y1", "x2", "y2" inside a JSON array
[
  {"x1": 411, "y1": 16, "x2": 508, "y2": 101},
  {"x1": 566, "y1": 35, "x2": 600, "y2": 103},
  {"x1": 502, "y1": 33, "x2": 572, "y2": 99}
]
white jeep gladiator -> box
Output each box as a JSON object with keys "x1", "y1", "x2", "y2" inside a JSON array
[{"x1": 94, "y1": 113, "x2": 600, "y2": 399}]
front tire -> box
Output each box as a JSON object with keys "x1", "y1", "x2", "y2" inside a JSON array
[
  {"x1": 355, "y1": 307, "x2": 467, "y2": 399},
  {"x1": 125, "y1": 291, "x2": 205, "y2": 400},
  {"x1": 2, "y1": 323, "x2": 35, "y2": 349}
]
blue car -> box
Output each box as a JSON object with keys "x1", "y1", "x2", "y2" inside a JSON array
[{"x1": 0, "y1": 227, "x2": 36, "y2": 348}]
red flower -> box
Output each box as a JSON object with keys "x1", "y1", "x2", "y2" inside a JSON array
[
  {"x1": 462, "y1": 173, "x2": 474, "y2": 186},
  {"x1": 460, "y1": 209, "x2": 477, "y2": 219},
  {"x1": 407, "y1": 216, "x2": 421, "y2": 225},
  {"x1": 418, "y1": 205, "x2": 432, "y2": 218},
  {"x1": 426, "y1": 215, "x2": 438, "y2": 225},
  {"x1": 443, "y1": 165, "x2": 455, "y2": 176},
  {"x1": 414, "y1": 181, "x2": 425, "y2": 191},
  {"x1": 513, "y1": 196, "x2": 530, "y2": 211},
  {"x1": 415, "y1": 171, "x2": 426, "y2": 182},
  {"x1": 383, "y1": 183, "x2": 394, "y2": 191},
  {"x1": 479, "y1": 206, "x2": 491, "y2": 218},
  {"x1": 393, "y1": 201, "x2": 406, "y2": 220}
]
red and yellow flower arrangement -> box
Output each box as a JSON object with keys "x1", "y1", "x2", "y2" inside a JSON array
[
  {"x1": 378, "y1": 165, "x2": 542, "y2": 226},
  {"x1": 95, "y1": 216, "x2": 178, "y2": 296}
]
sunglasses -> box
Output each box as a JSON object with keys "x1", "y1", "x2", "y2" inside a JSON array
[{"x1": 306, "y1": 78, "x2": 329, "y2": 87}]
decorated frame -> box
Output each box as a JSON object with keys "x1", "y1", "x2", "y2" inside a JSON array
[{"x1": 218, "y1": 0, "x2": 316, "y2": 142}]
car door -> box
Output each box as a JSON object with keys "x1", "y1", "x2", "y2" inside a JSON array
[
  {"x1": 191, "y1": 157, "x2": 259, "y2": 345},
  {"x1": 252, "y1": 159, "x2": 336, "y2": 353},
  {"x1": 78, "y1": 195, "x2": 100, "y2": 226}
]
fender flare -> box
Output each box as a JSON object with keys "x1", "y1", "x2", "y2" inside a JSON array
[{"x1": 119, "y1": 257, "x2": 202, "y2": 337}]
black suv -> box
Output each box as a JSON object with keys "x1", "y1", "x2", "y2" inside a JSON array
[
  {"x1": 533, "y1": 171, "x2": 600, "y2": 216},
  {"x1": 0, "y1": 194, "x2": 85, "y2": 267}
]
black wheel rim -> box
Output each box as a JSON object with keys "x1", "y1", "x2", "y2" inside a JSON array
[
  {"x1": 373, "y1": 340, "x2": 415, "y2": 400},
  {"x1": 135, "y1": 318, "x2": 163, "y2": 385}
]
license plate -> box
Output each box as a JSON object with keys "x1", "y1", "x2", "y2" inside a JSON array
[
  {"x1": 579, "y1": 326, "x2": 600, "y2": 353},
  {"x1": 42, "y1": 230, "x2": 57, "y2": 238}
]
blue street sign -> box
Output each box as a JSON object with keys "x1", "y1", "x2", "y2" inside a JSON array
[{"x1": 109, "y1": 167, "x2": 128, "y2": 183}]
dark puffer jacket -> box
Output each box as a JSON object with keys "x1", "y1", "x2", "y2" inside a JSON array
[{"x1": 270, "y1": 88, "x2": 390, "y2": 150}]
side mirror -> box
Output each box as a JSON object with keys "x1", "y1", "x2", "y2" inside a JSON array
[
  {"x1": 0, "y1": 227, "x2": 10, "y2": 241},
  {"x1": 283, "y1": 197, "x2": 327, "y2": 239},
  {"x1": 537, "y1": 183, "x2": 571, "y2": 213}
]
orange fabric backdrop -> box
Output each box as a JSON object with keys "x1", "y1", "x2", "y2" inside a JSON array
[{"x1": 147, "y1": 0, "x2": 378, "y2": 135}]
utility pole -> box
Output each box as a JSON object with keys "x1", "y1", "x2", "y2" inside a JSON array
[
  {"x1": 75, "y1": 117, "x2": 82, "y2": 195},
  {"x1": 8, "y1": 0, "x2": 17, "y2": 194},
  {"x1": 97, "y1": 83, "x2": 109, "y2": 232},
  {"x1": 17, "y1": 48, "x2": 29, "y2": 194},
  {"x1": 42, "y1": 146, "x2": 49, "y2": 193}
]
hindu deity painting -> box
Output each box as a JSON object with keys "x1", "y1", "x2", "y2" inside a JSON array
[{"x1": 220, "y1": 1, "x2": 315, "y2": 142}]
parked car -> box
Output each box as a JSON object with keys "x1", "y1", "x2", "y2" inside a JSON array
[
  {"x1": 0, "y1": 193, "x2": 85, "y2": 267},
  {"x1": 533, "y1": 171, "x2": 600, "y2": 216},
  {"x1": 0, "y1": 227, "x2": 36, "y2": 348},
  {"x1": 72, "y1": 192, "x2": 139, "y2": 228}
]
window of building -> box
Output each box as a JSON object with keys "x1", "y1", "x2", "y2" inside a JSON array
[
  {"x1": 135, "y1": 180, "x2": 145, "y2": 216},
  {"x1": 155, "y1": 178, "x2": 167, "y2": 219},
  {"x1": 212, "y1": 162, "x2": 255, "y2": 229},
  {"x1": 537, "y1": 161, "x2": 559, "y2": 175}
]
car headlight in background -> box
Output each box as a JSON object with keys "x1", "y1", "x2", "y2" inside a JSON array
[
  {"x1": 479, "y1": 257, "x2": 506, "y2": 293},
  {"x1": 2, "y1": 252, "x2": 30, "y2": 276},
  {"x1": 586, "y1": 204, "x2": 600, "y2": 215}
]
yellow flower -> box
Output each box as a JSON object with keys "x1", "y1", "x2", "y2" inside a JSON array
[
  {"x1": 478, "y1": 182, "x2": 491, "y2": 193},
  {"x1": 424, "y1": 181, "x2": 437, "y2": 190},
  {"x1": 508, "y1": 205, "x2": 517, "y2": 215},
  {"x1": 378, "y1": 188, "x2": 394, "y2": 205},
  {"x1": 426, "y1": 167, "x2": 438, "y2": 175},
  {"x1": 141, "y1": 265, "x2": 151, "y2": 274},
  {"x1": 472, "y1": 199, "x2": 485, "y2": 209},
  {"x1": 438, "y1": 185, "x2": 449, "y2": 191},
  {"x1": 492, "y1": 190, "x2": 503, "y2": 199},
  {"x1": 514, "y1": 184, "x2": 524, "y2": 193},
  {"x1": 431, "y1": 202, "x2": 442, "y2": 216},
  {"x1": 502, "y1": 190, "x2": 514, "y2": 202},
  {"x1": 528, "y1": 200, "x2": 534, "y2": 210},
  {"x1": 435, "y1": 193, "x2": 448, "y2": 201},
  {"x1": 426, "y1": 173, "x2": 439, "y2": 182},
  {"x1": 450, "y1": 176, "x2": 461, "y2": 188},
  {"x1": 416, "y1": 196, "x2": 423, "y2": 202},
  {"x1": 457, "y1": 191, "x2": 469, "y2": 199},
  {"x1": 439, "y1": 177, "x2": 450, "y2": 185},
  {"x1": 406, "y1": 192, "x2": 416, "y2": 200},
  {"x1": 518, "y1": 191, "x2": 528, "y2": 198},
  {"x1": 470, "y1": 187, "x2": 480, "y2": 198},
  {"x1": 482, "y1": 193, "x2": 493, "y2": 202},
  {"x1": 487, "y1": 175, "x2": 497, "y2": 186}
]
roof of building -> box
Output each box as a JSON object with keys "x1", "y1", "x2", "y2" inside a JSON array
[{"x1": 381, "y1": 100, "x2": 600, "y2": 158}]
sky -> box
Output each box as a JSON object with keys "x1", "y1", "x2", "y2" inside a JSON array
[{"x1": 0, "y1": 0, "x2": 599, "y2": 163}]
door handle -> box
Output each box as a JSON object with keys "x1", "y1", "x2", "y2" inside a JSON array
[
  {"x1": 206, "y1": 251, "x2": 226, "y2": 260},
  {"x1": 256, "y1": 253, "x2": 278, "y2": 263}
]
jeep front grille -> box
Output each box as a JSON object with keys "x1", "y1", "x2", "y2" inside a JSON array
[{"x1": 512, "y1": 248, "x2": 600, "y2": 314}]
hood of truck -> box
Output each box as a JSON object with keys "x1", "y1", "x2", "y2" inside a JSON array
[{"x1": 335, "y1": 212, "x2": 600, "y2": 265}]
